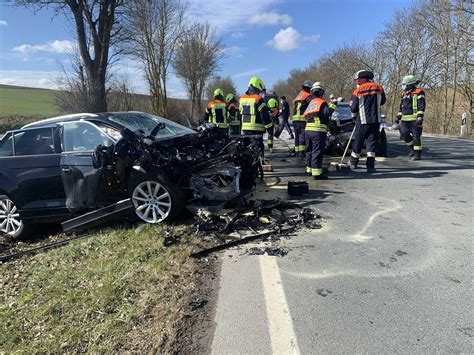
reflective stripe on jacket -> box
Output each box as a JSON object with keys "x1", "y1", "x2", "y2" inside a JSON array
[
  {"x1": 239, "y1": 94, "x2": 273, "y2": 132},
  {"x1": 399, "y1": 87, "x2": 426, "y2": 121},
  {"x1": 206, "y1": 100, "x2": 228, "y2": 128},
  {"x1": 292, "y1": 90, "x2": 312, "y2": 122},
  {"x1": 350, "y1": 82, "x2": 386, "y2": 124},
  {"x1": 303, "y1": 97, "x2": 330, "y2": 132},
  {"x1": 227, "y1": 101, "x2": 240, "y2": 125}
]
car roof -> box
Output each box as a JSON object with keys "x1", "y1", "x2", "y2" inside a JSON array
[{"x1": 22, "y1": 113, "x2": 101, "y2": 128}]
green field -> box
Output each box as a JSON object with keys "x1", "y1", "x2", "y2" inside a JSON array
[
  {"x1": 0, "y1": 85, "x2": 61, "y2": 132},
  {"x1": 0, "y1": 85, "x2": 59, "y2": 117}
]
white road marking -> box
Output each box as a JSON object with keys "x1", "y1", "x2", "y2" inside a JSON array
[
  {"x1": 259, "y1": 255, "x2": 301, "y2": 355},
  {"x1": 350, "y1": 200, "x2": 402, "y2": 242}
]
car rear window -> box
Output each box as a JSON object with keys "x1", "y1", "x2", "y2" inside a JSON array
[
  {"x1": 14, "y1": 128, "x2": 55, "y2": 156},
  {"x1": 0, "y1": 133, "x2": 13, "y2": 157}
]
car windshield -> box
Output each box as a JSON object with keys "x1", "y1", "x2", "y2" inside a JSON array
[
  {"x1": 107, "y1": 112, "x2": 195, "y2": 140},
  {"x1": 332, "y1": 105, "x2": 352, "y2": 119}
]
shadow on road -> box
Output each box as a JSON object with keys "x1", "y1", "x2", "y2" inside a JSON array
[{"x1": 329, "y1": 170, "x2": 448, "y2": 180}]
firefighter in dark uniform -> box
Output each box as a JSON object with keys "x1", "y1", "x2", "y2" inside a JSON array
[
  {"x1": 303, "y1": 82, "x2": 334, "y2": 180},
  {"x1": 239, "y1": 76, "x2": 273, "y2": 156},
  {"x1": 226, "y1": 93, "x2": 240, "y2": 135},
  {"x1": 349, "y1": 70, "x2": 386, "y2": 173},
  {"x1": 204, "y1": 88, "x2": 228, "y2": 137},
  {"x1": 275, "y1": 95, "x2": 293, "y2": 139},
  {"x1": 395, "y1": 75, "x2": 426, "y2": 160},
  {"x1": 267, "y1": 98, "x2": 279, "y2": 152},
  {"x1": 292, "y1": 80, "x2": 313, "y2": 158}
]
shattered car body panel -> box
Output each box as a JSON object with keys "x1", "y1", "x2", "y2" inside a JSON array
[{"x1": 0, "y1": 112, "x2": 262, "y2": 236}]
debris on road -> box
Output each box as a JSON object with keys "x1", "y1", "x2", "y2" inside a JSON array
[
  {"x1": 190, "y1": 198, "x2": 321, "y2": 257},
  {"x1": 247, "y1": 245, "x2": 289, "y2": 257}
]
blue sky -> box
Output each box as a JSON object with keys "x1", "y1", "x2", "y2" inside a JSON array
[{"x1": 0, "y1": 0, "x2": 412, "y2": 98}]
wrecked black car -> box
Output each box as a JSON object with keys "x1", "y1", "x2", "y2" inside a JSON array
[
  {"x1": 0, "y1": 112, "x2": 261, "y2": 238},
  {"x1": 326, "y1": 102, "x2": 389, "y2": 157}
]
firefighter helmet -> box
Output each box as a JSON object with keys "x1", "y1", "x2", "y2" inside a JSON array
[
  {"x1": 226, "y1": 93, "x2": 235, "y2": 102},
  {"x1": 268, "y1": 98, "x2": 278, "y2": 108},
  {"x1": 354, "y1": 70, "x2": 374, "y2": 80},
  {"x1": 249, "y1": 76, "x2": 265, "y2": 91},
  {"x1": 213, "y1": 88, "x2": 224, "y2": 98},
  {"x1": 402, "y1": 74, "x2": 419, "y2": 86},
  {"x1": 310, "y1": 82, "x2": 325, "y2": 95},
  {"x1": 303, "y1": 80, "x2": 313, "y2": 88}
]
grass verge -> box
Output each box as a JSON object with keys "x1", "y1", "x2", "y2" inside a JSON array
[{"x1": 0, "y1": 223, "x2": 206, "y2": 353}]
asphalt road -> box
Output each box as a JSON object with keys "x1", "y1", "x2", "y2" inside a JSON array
[{"x1": 210, "y1": 132, "x2": 473, "y2": 354}]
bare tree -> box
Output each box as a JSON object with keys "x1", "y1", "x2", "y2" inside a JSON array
[
  {"x1": 55, "y1": 51, "x2": 91, "y2": 113},
  {"x1": 122, "y1": 0, "x2": 188, "y2": 116},
  {"x1": 173, "y1": 23, "x2": 225, "y2": 120},
  {"x1": 205, "y1": 76, "x2": 237, "y2": 100},
  {"x1": 16, "y1": 0, "x2": 123, "y2": 112},
  {"x1": 108, "y1": 73, "x2": 136, "y2": 112}
]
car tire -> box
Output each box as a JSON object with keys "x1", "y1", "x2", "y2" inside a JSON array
[
  {"x1": 0, "y1": 195, "x2": 31, "y2": 239},
  {"x1": 376, "y1": 130, "x2": 388, "y2": 157},
  {"x1": 129, "y1": 175, "x2": 184, "y2": 224}
]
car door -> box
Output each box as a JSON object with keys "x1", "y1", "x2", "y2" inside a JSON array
[
  {"x1": 0, "y1": 127, "x2": 69, "y2": 222},
  {"x1": 59, "y1": 121, "x2": 120, "y2": 211}
]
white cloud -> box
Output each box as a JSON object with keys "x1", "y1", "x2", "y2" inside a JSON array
[
  {"x1": 248, "y1": 11, "x2": 292, "y2": 26},
  {"x1": 0, "y1": 70, "x2": 61, "y2": 89},
  {"x1": 0, "y1": 20, "x2": 7, "y2": 27},
  {"x1": 232, "y1": 68, "x2": 270, "y2": 79},
  {"x1": 266, "y1": 27, "x2": 320, "y2": 52},
  {"x1": 303, "y1": 34, "x2": 320, "y2": 43},
  {"x1": 266, "y1": 27, "x2": 301, "y2": 52},
  {"x1": 189, "y1": 0, "x2": 280, "y2": 32},
  {"x1": 12, "y1": 40, "x2": 75, "y2": 54}
]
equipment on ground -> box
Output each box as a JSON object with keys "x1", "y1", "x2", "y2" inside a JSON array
[
  {"x1": 287, "y1": 181, "x2": 309, "y2": 196},
  {"x1": 329, "y1": 125, "x2": 356, "y2": 172}
]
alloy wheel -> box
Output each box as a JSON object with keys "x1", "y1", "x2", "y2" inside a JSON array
[
  {"x1": 131, "y1": 181, "x2": 172, "y2": 223},
  {"x1": 0, "y1": 198, "x2": 23, "y2": 236}
]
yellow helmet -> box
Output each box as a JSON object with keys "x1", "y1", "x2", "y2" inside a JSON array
[
  {"x1": 248, "y1": 76, "x2": 265, "y2": 91},
  {"x1": 268, "y1": 98, "x2": 278, "y2": 108},
  {"x1": 226, "y1": 93, "x2": 235, "y2": 102},
  {"x1": 213, "y1": 88, "x2": 224, "y2": 98}
]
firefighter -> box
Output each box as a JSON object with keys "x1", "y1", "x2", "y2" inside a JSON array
[
  {"x1": 292, "y1": 80, "x2": 313, "y2": 158},
  {"x1": 226, "y1": 93, "x2": 240, "y2": 135},
  {"x1": 267, "y1": 97, "x2": 279, "y2": 152},
  {"x1": 303, "y1": 82, "x2": 334, "y2": 180},
  {"x1": 239, "y1": 76, "x2": 273, "y2": 156},
  {"x1": 395, "y1": 75, "x2": 426, "y2": 160},
  {"x1": 349, "y1": 70, "x2": 386, "y2": 173},
  {"x1": 204, "y1": 88, "x2": 228, "y2": 137}
]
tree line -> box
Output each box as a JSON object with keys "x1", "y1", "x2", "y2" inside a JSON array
[
  {"x1": 273, "y1": 0, "x2": 473, "y2": 135},
  {"x1": 15, "y1": 0, "x2": 472, "y2": 135}
]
